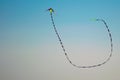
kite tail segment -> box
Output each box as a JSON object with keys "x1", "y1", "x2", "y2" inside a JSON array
[{"x1": 49, "y1": 8, "x2": 113, "y2": 68}]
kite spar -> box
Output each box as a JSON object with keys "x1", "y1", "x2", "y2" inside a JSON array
[{"x1": 48, "y1": 8, "x2": 113, "y2": 68}]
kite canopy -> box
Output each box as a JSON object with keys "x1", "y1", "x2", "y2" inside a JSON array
[
  {"x1": 50, "y1": 9, "x2": 53, "y2": 13},
  {"x1": 48, "y1": 8, "x2": 54, "y2": 13}
]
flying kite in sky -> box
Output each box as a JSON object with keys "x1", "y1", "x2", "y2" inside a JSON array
[
  {"x1": 47, "y1": 8, "x2": 54, "y2": 13},
  {"x1": 48, "y1": 8, "x2": 113, "y2": 68}
]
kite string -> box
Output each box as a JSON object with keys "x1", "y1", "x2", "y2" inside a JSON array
[
  {"x1": 50, "y1": 13, "x2": 72, "y2": 64},
  {"x1": 50, "y1": 13, "x2": 113, "y2": 68}
]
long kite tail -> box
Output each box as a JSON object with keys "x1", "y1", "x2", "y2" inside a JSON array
[{"x1": 49, "y1": 11, "x2": 113, "y2": 68}]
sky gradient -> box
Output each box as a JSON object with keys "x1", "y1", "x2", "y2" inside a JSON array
[{"x1": 0, "y1": 0, "x2": 120, "y2": 80}]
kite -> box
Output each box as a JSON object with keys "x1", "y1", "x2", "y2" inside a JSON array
[
  {"x1": 48, "y1": 8, "x2": 113, "y2": 68},
  {"x1": 47, "y1": 8, "x2": 54, "y2": 13}
]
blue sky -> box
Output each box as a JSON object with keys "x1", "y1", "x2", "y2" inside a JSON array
[
  {"x1": 0, "y1": 0, "x2": 120, "y2": 46},
  {"x1": 0, "y1": 0, "x2": 120, "y2": 80}
]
